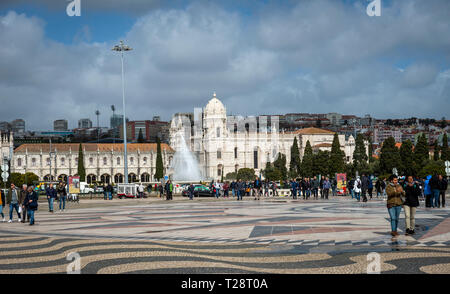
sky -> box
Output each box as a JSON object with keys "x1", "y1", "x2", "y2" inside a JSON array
[{"x1": 0, "y1": 0, "x2": 449, "y2": 131}]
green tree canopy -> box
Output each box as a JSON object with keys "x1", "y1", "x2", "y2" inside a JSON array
[
  {"x1": 300, "y1": 141, "x2": 314, "y2": 177},
  {"x1": 353, "y1": 133, "x2": 368, "y2": 172},
  {"x1": 418, "y1": 160, "x2": 445, "y2": 179},
  {"x1": 313, "y1": 150, "x2": 330, "y2": 177},
  {"x1": 237, "y1": 168, "x2": 256, "y2": 181},
  {"x1": 414, "y1": 133, "x2": 429, "y2": 172},
  {"x1": 137, "y1": 129, "x2": 145, "y2": 143},
  {"x1": 433, "y1": 140, "x2": 440, "y2": 161},
  {"x1": 289, "y1": 137, "x2": 301, "y2": 178},
  {"x1": 273, "y1": 153, "x2": 287, "y2": 181},
  {"x1": 329, "y1": 133, "x2": 345, "y2": 175},
  {"x1": 400, "y1": 140, "x2": 415, "y2": 176},
  {"x1": 77, "y1": 143, "x2": 86, "y2": 182},
  {"x1": 441, "y1": 133, "x2": 449, "y2": 161},
  {"x1": 379, "y1": 136, "x2": 401, "y2": 175},
  {"x1": 154, "y1": 137, "x2": 164, "y2": 181}
]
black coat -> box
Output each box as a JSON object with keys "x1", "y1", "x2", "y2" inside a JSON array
[
  {"x1": 403, "y1": 182, "x2": 420, "y2": 207},
  {"x1": 24, "y1": 191, "x2": 39, "y2": 211}
]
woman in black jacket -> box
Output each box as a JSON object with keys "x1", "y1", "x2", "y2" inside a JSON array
[
  {"x1": 24, "y1": 186, "x2": 39, "y2": 226},
  {"x1": 403, "y1": 176, "x2": 421, "y2": 235}
]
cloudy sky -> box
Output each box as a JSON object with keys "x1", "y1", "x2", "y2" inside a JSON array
[{"x1": 0, "y1": 0, "x2": 449, "y2": 131}]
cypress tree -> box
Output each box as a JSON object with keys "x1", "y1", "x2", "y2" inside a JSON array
[
  {"x1": 368, "y1": 137, "x2": 374, "y2": 163},
  {"x1": 137, "y1": 129, "x2": 145, "y2": 143},
  {"x1": 274, "y1": 153, "x2": 287, "y2": 181},
  {"x1": 400, "y1": 140, "x2": 415, "y2": 176},
  {"x1": 313, "y1": 150, "x2": 330, "y2": 176},
  {"x1": 433, "y1": 140, "x2": 440, "y2": 161},
  {"x1": 441, "y1": 133, "x2": 449, "y2": 161},
  {"x1": 154, "y1": 137, "x2": 164, "y2": 181},
  {"x1": 77, "y1": 143, "x2": 86, "y2": 181},
  {"x1": 414, "y1": 133, "x2": 429, "y2": 172},
  {"x1": 301, "y1": 140, "x2": 314, "y2": 177},
  {"x1": 330, "y1": 133, "x2": 345, "y2": 175},
  {"x1": 379, "y1": 136, "x2": 401, "y2": 174},
  {"x1": 353, "y1": 134, "x2": 368, "y2": 167},
  {"x1": 289, "y1": 137, "x2": 301, "y2": 178}
]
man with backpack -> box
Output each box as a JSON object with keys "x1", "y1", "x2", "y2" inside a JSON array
[
  {"x1": 438, "y1": 175, "x2": 447, "y2": 208},
  {"x1": 361, "y1": 174, "x2": 369, "y2": 202}
]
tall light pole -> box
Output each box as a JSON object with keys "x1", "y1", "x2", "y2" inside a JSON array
[
  {"x1": 112, "y1": 40, "x2": 132, "y2": 184},
  {"x1": 111, "y1": 105, "x2": 116, "y2": 144}
]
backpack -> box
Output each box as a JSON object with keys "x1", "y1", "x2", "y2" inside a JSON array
[{"x1": 357, "y1": 180, "x2": 361, "y2": 189}]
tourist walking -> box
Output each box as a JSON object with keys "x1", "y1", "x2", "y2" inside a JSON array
[
  {"x1": 231, "y1": 181, "x2": 236, "y2": 197},
  {"x1": 106, "y1": 183, "x2": 113, "y2": 200},
  {"x1": 331, "y1": 178, "x2": 337, "y2": 196},
  {"x1": 165, "y1": 180, "x2": 173, "y2": 200},
  {"x1": 223, "y1": 182, "x2": 229, "y2": 198},
  {"x1": 271, "y1": 181, "x2": 278, "y2": 196},
  {"x1": 7, "y1": 183, "x2": 22, "y2": 222},
  {"x1": 0, "y1": 189, "x2": 5, "y2": 222},
  {"x1": 430, "y1": 174, "x2": 440, "y2": 208},
  {"x1": 438, "y1": 175, "x2": 447, "y2": 208},
  {"x1": 103, "y1": 184, "x2": 108, "y2": 200},
  {"x1": 46, "y1": 183, "x2": 57, "y2": 213},
  {"x1": 237, "y1": 180, "x2": 245, "y2": 200},
  {"x1": 361, "y1": 174, "x2": 369, "y2": 202},
  {"x1": 386, "y1": 175, "x2": 405, "y2": 237},
  {"x1": 323, "y1": 177, "x2": 331, "y2": 200},
  {"x1": 304, "y1": 178, "x2": 312, "y2": 199},
  {"x1": 353, "y1": 176, "x2": 362, "y2": 202},
  {"x1": 24, "y1": 186, "x2": 39, "y2": 226},
  {"x1": 348, "y1": 178, "x2": 355, "y2": 199},
  {"x1": 424, "y1": 175, "x2": 432, "y2": 207},
  {"x1": 291, "y1": 179, "x2": 298, "y2": 200},
  {"x1": 138, "y1": 183, "x2": 145, "y2": 198},
  {"x1": 188, "y1": 183, "x2": 194, "y2": 200},
  {"x1": 19, "y1": 184, "x2": 28, "y2": 223},
  {"x1": 402, "y1": 175, "x2": 420, "y2": 236},
  {"x1": 368, "y1": 176, "x2": 374, "y2": 199},
  {"x1": 312, "y1": 176, "x2": 319, "y2": 200},
  {"x1": 57, "y1": 182, "x2": 67, "y2": 212}
]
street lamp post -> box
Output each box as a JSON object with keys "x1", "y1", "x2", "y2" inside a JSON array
[{"x1": 112, "y1": 41, "x2": 132, "y2": 184}]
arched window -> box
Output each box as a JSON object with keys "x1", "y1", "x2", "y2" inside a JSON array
[
  {"x1": 217, "y1": 127, "x2": 220, "y2": 138},
  {"x1": 217, "y1": 149, "x2": 222, "y2": 159},
  {"x1": 143, "y1": 157, "x2": 147, "y2": 165},
  {"x1": 128, "y1": 173, "x2": 137, "y2": 183},
  {"x1": 103, "y1": 157, "x2": 108, "y2": 166},
  {"x1": 101, "y1": 174, "x2": 110, "y2": 184},
  {"x1": 130, "y1": 157, "x2": 134, "y2": 165},
  {"x1": 60, "y1": 157, "x2": 65, "y2": 166},
  {"x1": 114, "y1": 174, "x2": 123, "y2": 184},
  {"x1": 141, "y1": 173, "x2": 150, "y2": 182},
  {"x1": 89, "y1": 157, "x2": 94, "y2": 166},
  {"x1": 17, "y1": 158, "x2": 22, "y2": 167},
  {"x1": 217, "y1": 164, "x2": 223, "y2": 177},
  {"x1": 47, "y1": 157, "x2": 51, "y2": 166},
  {"x1": 31, "y1": 158, "x2": 36, "y2": 166},
  {"x1": 87, "y1": 174, "x2": 96, "y2": 184},
  {"x1": 234, "y1": 147, "x2": 238, "y2": 159},
  {"x1": 117, "y1": 157, "x2": 121, "y2": 165}
]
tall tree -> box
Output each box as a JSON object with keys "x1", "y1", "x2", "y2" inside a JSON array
[
  {"x1": 400, "y1": 140, "x2": 415, "y2": 176},
  {"x1": 441, "y1": 133, "x2": 449, "y2": 161},
  {"x1": 313, "y1": 150, "x2": 330, "y2": 176},
  {"x1": 77, "y1": 143, "x2": 86, "y2": 181},
  {"x1": 414, "y1": 133, "x2": 429, "y2": 172},
  {"x1": 237, "y1": 168, "x2": 256, "y2": 181},
  {"x1": 137, "y1": 129, "x2": 145, "y2": 143},
  {"x1": 379, "y1": 137, "x2": 401, "y2": 175},
  {"x1": 154, "y1": 137, "x2": 164, "y2": 181},
  {"x1": 300, "y1": 140, "x2": 314, "y2": 177},
  {"x1": 289, "y1": 137, "x2": 301, "y2": 178},
  {"x1": 273, "y1": 153, "x2": 287, "y2": 181},
  {"x1": 329, "y1": 133, "x2": 345, "y2": 176},
  {"x1": 368, "y1": 137, "x2": 374, "y2": 163},
  {"x1": 433, "y1": 140, "x2": 440, "y2": 161},
  {"x1": 353, "y1": 133, "x2": 368, "y2": 172},
  {"x1": 263, "y1": 162, "x2": 282, "y2": 181}
]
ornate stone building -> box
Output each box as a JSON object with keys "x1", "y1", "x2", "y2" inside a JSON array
[
  {"x1": 170, "y1": 93, "x2": 366, "y2": 181},
  {"x1": 3, "y1": 138, "x2": 174, "y2": 183}
]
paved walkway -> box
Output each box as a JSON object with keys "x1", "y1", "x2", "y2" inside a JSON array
[{"x1": 0, "y1": 196, "x2": 449, "y2": 273}]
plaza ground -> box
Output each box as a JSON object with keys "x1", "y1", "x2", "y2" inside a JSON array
[{"x1": 0, "y1": 195, "x2": 449, "y2": 274}]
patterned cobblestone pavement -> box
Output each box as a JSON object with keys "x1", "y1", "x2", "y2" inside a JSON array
[{"x1": 0, "y1": 196, "x2": 449, "y2": 273}]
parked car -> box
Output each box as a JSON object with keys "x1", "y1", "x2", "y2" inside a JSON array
[{"x1": 182, "y1": 185, "x2": 213, "y2": 197}]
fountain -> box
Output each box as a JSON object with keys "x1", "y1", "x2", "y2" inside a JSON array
[{"x1": 168, "y1": 133, "x2": 202, "y2": 182}]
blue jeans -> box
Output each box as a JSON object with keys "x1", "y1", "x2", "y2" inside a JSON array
[
  {"x1": 354, "y1": 192, "x2": 360, "y2": 201},
  {"x1": 189, "y1": 192, "x2": 193, "y2": 200},
  {"x1": 28, "y1": 210, "x2": 35, "y2": 225},
  {"x1": 388, "y1": 206, "x2": 402, "y2": 232},
  {"x1": 215, "y1": 189, "x2": 220, "y2": 198},
  {"x1": 59, "y1": 196, "x2": 66, "y2": 210},
  {"x1": 292, "y1": 189, "x2": 297, "y2": 199},
  {"x1": 232, "y1": 189, "x2": 235, "y2": 197},
  {"x1": 432, "y1": 189, "x2": 440, "y2": 208},
  {"x1": 0, "y1": 205, "x2": 4, "y2": 218},
  {"x1": 350, "y1": 189, "x2": 354, "y2": 199},
  {"x1": 237, "y1": 190, "x2": 243, "y2": 200},
  {"x1": 103, "y1": 192, "x2": 107, "y2": 200},
  {"x1": 48, "y1": 197, "x2": 54, "y2": 211},
  {"x1": 9, "y1": 203, "x2": 21, "y2": 220},
  {"x1": 108, "y1": 192, "x2": 112, "y2": 200},
  {"x1": 306, "y1": 189, "x2": 311, "y2": 198}
]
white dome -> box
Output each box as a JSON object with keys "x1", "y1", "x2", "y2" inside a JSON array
[{"x1": 204, "y1": 92, "x2": 226, "y2": 116}]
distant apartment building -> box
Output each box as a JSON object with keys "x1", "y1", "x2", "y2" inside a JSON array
[
  {"x1": 54, "y1": 119, "x2": 68, "y2": 131},
  {"x1": 0, "y1": 121, "x2": 10, "y2": 131},
  {"x1": 326, "y1": 113, "x2": 343, "y2": 126},
  {"x1": 78, "y1": 118, "x2": 93, "y2": 129},
  {"x1": 110, "y1": 114, "x2": 124, "y2": 129},
  {"x1": 373, "y1": 128, "x2": 402, "y2": 143},
  {"x1": 119, "y1": 120, "x2": 170, "y2": 143},
  {"x1": 11, "y1": 119, "x2": 25, "y2": 133}
]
